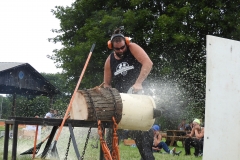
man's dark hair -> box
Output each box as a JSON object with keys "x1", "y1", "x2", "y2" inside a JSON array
[{"x1": 111, "y1": 28, "x2": 125, "y2": 44}]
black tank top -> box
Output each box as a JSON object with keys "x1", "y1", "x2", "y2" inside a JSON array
[{"x1": 110, "y1": 47, "x2": 142, "y2": 93}]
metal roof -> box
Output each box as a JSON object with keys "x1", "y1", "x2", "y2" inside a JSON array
[
  {"x1": 0, "y1": 62, "x2": 61, "y2": 96},
  {"x1": 0, "y1": 62, "x2": 27, "y2": 72}
]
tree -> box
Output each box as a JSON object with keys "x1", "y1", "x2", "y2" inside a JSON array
[
  {"x1": 41, "y1": 73, "x2": 71, "y2": 115},
  {"x1": 151, "y1": 0, "x2": 240, "y2": 126},
  {"x1": 48, "y1": 0, "x2": 240, "y2": 128},
  {"x1": 0, "y1": 96, "x2": 11, "y2": 119}
]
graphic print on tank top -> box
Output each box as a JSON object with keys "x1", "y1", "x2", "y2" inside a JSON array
[{"x1": 114, "y1": 62, "x2": 134, "y2": 76}]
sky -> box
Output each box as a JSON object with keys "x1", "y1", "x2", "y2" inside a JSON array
[{"x1": 0, "y1": 1, "x2": 75, "y2": 73}]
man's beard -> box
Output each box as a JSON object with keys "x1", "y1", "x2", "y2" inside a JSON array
[{"x1": 115, "y1": 52, "x2": 124, "y2": 59}]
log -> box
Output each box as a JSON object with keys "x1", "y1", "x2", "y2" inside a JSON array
[
  {"x1": 71, "y1": 87, "x2": 157, "y2": 131},
  {"x1": 70, "y1": 87, "x2": 123, "y2": 123}
]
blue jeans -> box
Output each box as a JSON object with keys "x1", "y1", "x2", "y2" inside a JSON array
[{"x1": 156, "y1": 142, "x2": 171, "y2": 153}]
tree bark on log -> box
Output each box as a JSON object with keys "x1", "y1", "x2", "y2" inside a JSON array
[{"x1": 71, "y1": 87, "x2": 123, "y2": 123}]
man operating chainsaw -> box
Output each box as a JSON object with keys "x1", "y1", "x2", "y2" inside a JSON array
[
  {"x1": 104, "y1": 28, "x2": 154, "y2": 160},
  {"x1": 104, "y1": 28, "x2": 153, "y2": 93}
]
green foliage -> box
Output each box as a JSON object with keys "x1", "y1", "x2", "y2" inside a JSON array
[
  {"x1": 0, "y1": 96, "x2": 11, "y2": 119},
  {"x1": 0, "y1": 126, "x2": 4, "y2": 131},
  {"x1": 15, "y1": 95, "x2": 50, "y2": 117}
]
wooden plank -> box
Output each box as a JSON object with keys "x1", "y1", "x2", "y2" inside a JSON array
[
  {"x1": 161, "y1": 132, "x2": 167, "y2": 138},
  {"x1": 166, "y1": 135, "x2": 196, "y2": 146},
  {"x1": 6, "y1": 117, "x2": 112, "y2": 128}
]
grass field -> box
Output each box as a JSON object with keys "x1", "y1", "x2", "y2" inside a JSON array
[
  {"x1": 0, "y1": 126, "x2": 4, "y2": 131},
  {"x1": 0, "y1": 136, "x2": 202, "y2": 160},
  {"x1": 119, "y1": 140, "x2": 202, "y2": 160},
  {"x1": 0, "y1": 122, "x2": 202, "y2": 160}
]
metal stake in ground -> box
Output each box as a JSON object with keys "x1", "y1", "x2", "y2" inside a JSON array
[{"x1": 49, "y1": 43, "x2": 96, "y2": 159}]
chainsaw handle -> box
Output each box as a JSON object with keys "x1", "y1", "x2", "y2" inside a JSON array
[{"x1": 127, "y1": 87, "x2": 144, "y2": 94}]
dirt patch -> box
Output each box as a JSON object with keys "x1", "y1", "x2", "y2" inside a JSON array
[{"x1": 0, "y1": 121, "x2": 25, "y2": 128}]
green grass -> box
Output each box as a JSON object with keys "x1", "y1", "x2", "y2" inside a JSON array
[
  {"x1": 0, "y1": 136, "x2": 202, "y2": 160},
  {"x1": 119, "y1": 141, "x2": 202, "y2": 160},
  {"x1": 0, "y1": 126, "x2": 5, "y2": 131},
  {"x1": 81, "y1": 140, "x2": 202, "y2": 160}
]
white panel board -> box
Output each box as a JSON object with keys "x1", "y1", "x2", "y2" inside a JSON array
[{"x1": 204, "y1": 36, "x2": 240, "y2": 160}]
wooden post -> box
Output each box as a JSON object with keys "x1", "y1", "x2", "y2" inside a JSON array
[{"x1": 11, "y1": 93, "x2": 16, "y2": 117}]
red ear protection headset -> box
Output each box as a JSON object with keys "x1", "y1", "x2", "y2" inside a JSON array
[{"x1": 107, "y1": 34, "x2": 130, "y2": 49}]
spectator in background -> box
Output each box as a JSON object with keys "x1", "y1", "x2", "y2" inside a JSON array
[
  {"x1": 25, "y1": 115, "x2": 40, "y2": 130},
  {"x1": 152, "y1": 125, "x2": 181, "y2": 155},
  {"x1": 53, "y1": 109, "x2": 60, "y2": 118},
  {"x1": 178, "y1": 119, "x2": 188, "y2": 131},
  {"x1": 44, "y1": 108, "x2": 54, "y2": 118},
  {"x1": 185, "y1": 119, "x2": 204, "y2": 157},
  {"x1": 185, "y1": 121, "x2": 193, "y2": 131},
  {"x1": 23, "y1": 115, "x2": 41, "y2": 140}
]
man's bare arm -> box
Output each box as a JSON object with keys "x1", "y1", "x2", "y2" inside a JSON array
[
  {"x1": 187, "y1": 127, "x2": 195, "y2": 137},
  {"x1": 153, "y1": 131, "x2": 161, "y2": 146},
  {"x1": 195, "y1": 127, "x2": 204, "y2": 139},
  {"x1": 129, "y1": 43, "x2": 153, "y2": 90}
]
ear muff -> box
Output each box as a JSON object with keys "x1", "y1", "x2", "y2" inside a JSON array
[
  {"x1": 107, "y1": 40, "x2": 113, "y2": 49},
  {"x1": 107, "y1": 34, "x2": 131, "y2": 49},
  {"x1": 125, "y1": 37, "x2": 130, "y2": 46}
]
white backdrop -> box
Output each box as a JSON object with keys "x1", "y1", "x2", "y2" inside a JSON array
[{"x1": 204, "y1": 36, "x2": 240, "y2": 160}]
